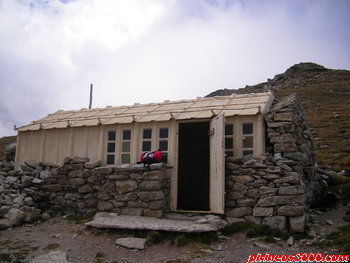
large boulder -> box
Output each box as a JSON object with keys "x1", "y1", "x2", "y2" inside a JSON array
[{"x1": 4, "y1": 208, "x2": 25, "y2": 226}]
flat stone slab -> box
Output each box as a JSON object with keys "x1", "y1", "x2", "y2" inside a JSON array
[
  {"x1": 86, "y1": 213, "x2": 227, "y2": 233},
  {"x1": 116, "y1": 237, "x2": 146, "y2": 250},
  {"x1": 31, "y1": 251, "x2": 70, "y2": 263}
]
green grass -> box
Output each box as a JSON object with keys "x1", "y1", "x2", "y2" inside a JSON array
[
  {"x1": 0, "y1": 239, "x2": 39, "y2": 262},
  {"x1": 146, "y1": 231, "x2": 162, "y2": 245},
  {"x1": 65, "y1": 213, "x2": 95, "y2": 224},
  {"x1": 246, "y1": 224, "x2": 272, "y2": 238},
  {"x1": 221, "y1": 221, "x2": 255, "y2": 235},
  {"x1": 94, "y1": 251, "x2": 106, "y2": 263},
  {"x1": 43, "y1": 243, "x2": 60, "y2": 250},
  {"x1": 314, "y1": 225, "x2": 350, "y2": 253}
]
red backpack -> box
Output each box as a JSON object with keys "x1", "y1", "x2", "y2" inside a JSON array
[{"x1": 139, "y1": 150, "x2": 163, "y2": 170}]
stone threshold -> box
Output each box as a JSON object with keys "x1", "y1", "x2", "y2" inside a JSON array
[{"x1": 85, "y1": 213, "x2": 227, "y2": 233}]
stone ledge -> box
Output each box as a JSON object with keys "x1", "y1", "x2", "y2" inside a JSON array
[
  {"x1": 85, "y1": 213, "x2": 227, "y2": 233},
  {"x1": 113, "y1": 163, "x2": 167, "y2": 172}
]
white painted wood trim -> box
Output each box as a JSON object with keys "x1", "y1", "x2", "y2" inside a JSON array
[{"x1": 209, "y1": 113, "x2": 225, "y2": 214}]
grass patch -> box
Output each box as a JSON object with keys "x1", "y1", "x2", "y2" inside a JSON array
[
  {"x1": 65, "y1": 213, "x2": 95, "y2": 224},
  {"x1": 326, "y1": 231, "x2": 341, "y2": 240},
  {"x1": 264, "y1": 236, "x2": 277, "y2": 243},
  {"x1": 290, "y1": 232, "x2": 311, "y2": 241},
  {"x1": 0, "y1": 239, "x2": 39, "y2": 262},
  {"x1": 246, "y1": 224, "x2": 272, "y2": 238},
  {"x1": 146, "y1": 231, "x2": 162, "y2": 245},
  {"x1": 328, "y1": 175, "x2": 350, "y2": 185},
  {"x1": 314, "y1": 224, "x2": 350, "y2": 253},
  {"x1": 172, "y1": 232, "x2": 218, "y2": 248},
  {"x1": 220, "y1": 221, "x2": 293, "y2": 243},
  {"x1": 174, "y1": 235, "x2": 188, "y2": 247},
  {"x1": 95, "y1": 251, "x2": 106, "y2": 258},
  {"x1": 164, "y1": 260, "x2": 190, "y2": 263},
  {"x1": 221, "y1": 221, "x2": 254, "y2": 236},
  {"x1": 94, "y1": 251, "x2": 106, "y2": 263},
  {"x1": 270, "y1": 228, "x2": 290, "y2": 240},
  {"x1": 186, "y1": 242, "x2": 211, "y2": 256},
  {"x1": 43, "y1": 243, "x2": 60, "y2": 250}
]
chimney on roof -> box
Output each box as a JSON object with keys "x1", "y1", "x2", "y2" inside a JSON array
[{"x1": 89, "y1": 83, "x2": 93, "y2": 109}]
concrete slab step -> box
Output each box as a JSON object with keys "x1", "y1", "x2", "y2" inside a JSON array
[{"x1": 85, "y1": 213, "x2": 227, "y2": 233}]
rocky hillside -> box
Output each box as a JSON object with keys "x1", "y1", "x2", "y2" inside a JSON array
[
  {"x1": 0, "y1": 136, "x2": 16, "y2": 161},
  {"x1": 207, "y1": 62, "x2": 350, "y2": 172}
]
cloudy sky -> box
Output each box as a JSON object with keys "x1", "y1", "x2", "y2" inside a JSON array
[{"x1": 0, "y1": 0, "x2": 349, "y2": 137}]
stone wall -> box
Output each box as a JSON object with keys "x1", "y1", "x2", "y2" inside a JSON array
[
  {"x1": 0, "y1": 157, "x2": 170, "y2": 229},
  {"x1": 225, "y1": 155, "x2": 307, "y2": 232},
  {"x1": 224, "y1": 93, "x2": 318, "y2": 232}
]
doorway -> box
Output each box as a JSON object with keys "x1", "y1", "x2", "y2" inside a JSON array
[{"x1": 177, "y1": 122, "x2": 210, "y2": 211}]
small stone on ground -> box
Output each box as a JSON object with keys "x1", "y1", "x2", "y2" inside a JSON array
[
  {"x1": 31, "y1": 251, "x2": 70, "y2": 263},
  {"x1": 115, "y1": 237, "x2": 146, "y2": 250}
]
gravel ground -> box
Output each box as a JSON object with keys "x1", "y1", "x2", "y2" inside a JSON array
[{"x1": 0, "y1": 205, "x2": 348, "y2": 263}]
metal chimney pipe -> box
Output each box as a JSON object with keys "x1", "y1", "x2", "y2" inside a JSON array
[{"x1": 89, "y1": 84, "x2": 93, "y2": 109}]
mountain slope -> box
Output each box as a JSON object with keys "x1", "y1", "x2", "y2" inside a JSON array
[
  {"x1": 0, "y1": 136, "x2": 17, "y2": 161},
  {"x1": 207, "y1": 62, "x2": 350, "y2": 172}
]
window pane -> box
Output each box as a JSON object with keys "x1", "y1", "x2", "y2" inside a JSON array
[
  {"x1": 243, "y1": 136, "x2": 253, "y2": 148},
  {"x1": 159, "y1": 128, "x2": 168, "y2": 138},
  {"x1": 225, "y1": 151, "x2": 233, "y2": 157},
  {"x1": 225, "y1": 138, "x2": 233, "y2": 149},
  {"x1": 121, "y1": 154, "x2": 130, "y2": 164},
  {"x1": 243, "y1": 123, "x2": 253, "y2": 134},
  {"x1": 122, "y1": 142, "x2": 130, "y2": 152},
  {"x1": 159, "y1": 140, "x2": 168, "y2": 151},
  {"x1": 143, "y1": 129, "x2": 152, "y2": 139},
  {"x1": 123, "y1": 130, "x2": 131, "y2": 140},
  {"x1": 107, "y1": 154, "x2": 115, "y2": 165},
  {"x1": 142, "y1": 141, "x2": 151, "y2": 151},
  {"x1": 107, "y1": 142, "x2": 115, "y2": 153},
  {"x1": 225, "y1": 124, "x2": 233, "y2": 136},
  {"x1": 108, "y1": 131, "x2": 116, "y2": 141},
  {"x1": 243, "y1": 150, "x2": 253, "y2": 156}
]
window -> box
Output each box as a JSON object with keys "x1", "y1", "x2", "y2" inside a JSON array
[
  {"x1": 225, "y1": 124, "x2": 234, "y2": 157},
  {"x1": 159, "y1": 128, "x2": 168, "y2": 162},
  {"x1": 106, "y1": 131, "x2": 116, "y2": 165},
  {"x1": 121, "y1": 129, "x2": 131, "y2": 164},
  {"x1": 142, "y1": 128, "x2": 152, "y2": 151},
  {"x1": 242, "y1": 123, "x2": 254, "y2": 156}
]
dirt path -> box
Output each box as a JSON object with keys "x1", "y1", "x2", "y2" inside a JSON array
[{"x1": 0, "y1": 205, "x2": 348, "y2": 263}]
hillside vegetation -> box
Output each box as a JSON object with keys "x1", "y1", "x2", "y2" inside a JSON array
[{"x1": 207, "y1": 62, "x2": 350, "y2": 172}]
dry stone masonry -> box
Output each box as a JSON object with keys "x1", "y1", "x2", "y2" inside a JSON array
[
  {"x1": 225, "y1": 93, "x2": 320, "y2": 232},
  {"x1": 0, "y1": 158, "x2": 170, "y2": 229}
]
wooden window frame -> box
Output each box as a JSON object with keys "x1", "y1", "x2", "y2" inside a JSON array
[
  {"x1": 106, "y1": 130, "x2": 117, "y2": 165},
  {"x1": 242, "y1": 122, "x2": 254, "y2": 156},
  {"x1": 224, "y1": 122, "x2": 234, "y2": 157},
  {"x1": 121, "y1": 129, "x2": 132, "y2": 164},
  {"x1": 158, "y1": 127, "x2": 169, "y2": 163}
]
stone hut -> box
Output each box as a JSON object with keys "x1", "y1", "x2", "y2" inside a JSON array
[
  {"x1": 1, "y1": 91, "x2": 317, "y2": 232},
  {"x1": 15, "y1": 92, "x2": 274, "y2": 215}
]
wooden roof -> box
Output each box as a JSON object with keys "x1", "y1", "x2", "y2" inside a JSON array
[{"x1": 18, "y1": 92, "x2": 274, "y2": 131}]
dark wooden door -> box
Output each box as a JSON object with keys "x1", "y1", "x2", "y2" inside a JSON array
[{"x1": 177, "y1": 122, "x2": 210, "y2": 211}]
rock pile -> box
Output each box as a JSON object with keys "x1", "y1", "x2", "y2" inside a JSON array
[{"x1": 0, "y1": 159, "x2": 42, "y2": 229}]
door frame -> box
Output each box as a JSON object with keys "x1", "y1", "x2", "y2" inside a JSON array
[{"x1": 170, "y1": 116, "x2": 225, "y2": 214}]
